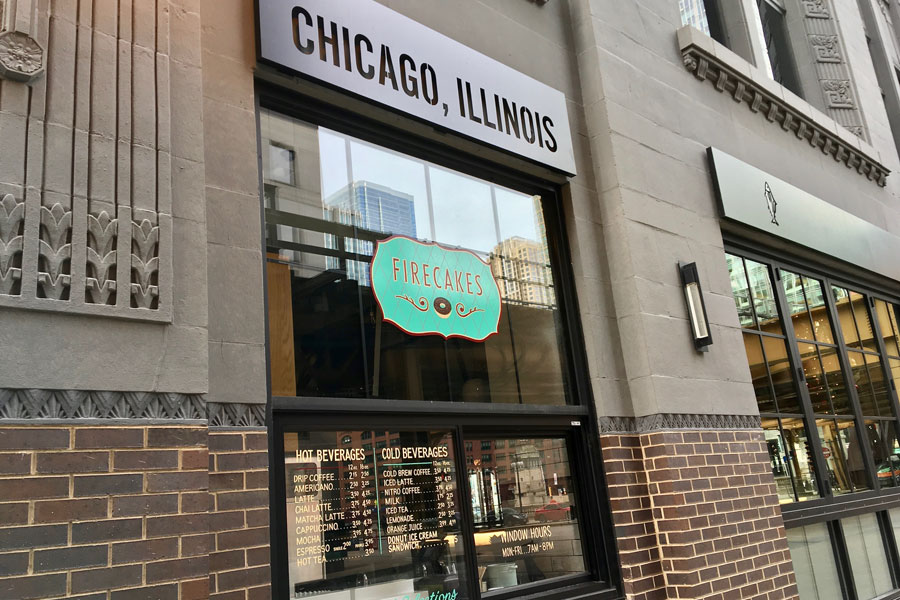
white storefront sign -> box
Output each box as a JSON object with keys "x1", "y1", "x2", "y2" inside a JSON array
[
  {"x1": 709, "y1": 147, "x2": 900, "y2": 282},
  {"x1": 258, "y1": 0, "x2": 577, "y2": 175}
]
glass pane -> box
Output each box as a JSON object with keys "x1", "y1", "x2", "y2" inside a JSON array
[
  {"x1": 819, "y1": 345, "x2": 850, "y2": 415},
  {"x1": 283, "y1": 430, "x2": 468, "y2": 599},
  {"x1": 818, "y1": 419, "x2": 869, "y2": 494},
  {"x1": 891, "y1": 359, "x2": 900, "y2": 401},
  {"x1": 832, "y1": 286, "x2": 860, "y2": 349},
  {"x1": 267, "y1": 143, "x2": 295, "y2": 185},
  {"x1": 762, "y1": 420, "x2": 796, "y2": 502},
  {"x1": 465, "y1": 437, "x2": 585, "y2": 591},
  {"x1": 842, "y1": 513, "x2": 893, "y2": 600},
  {"x1": 849, "y1": 352, "x2": 892, "y2": 417},
  {"x1": 803, "y1": 277, "x2": 835, "y2": 344},
  {"x1": 798, "y1": 343, "x2": 830, "y2": 414},
  {"x1": 786, "y1": 523, "x2": 842, "y2": 600},
  {"x1": 853, "y1": 291, "x2": 878, "y2": 352},
  {"x1": 780, "y1": 418, "x2": 819, "y2": 501},
  {"x1": 783, "y1": 271, "x2": 815, "y2": 341},
  {"x1": 680, "y1": 0, "x2": 712, "y2": 35},
  {"x1": 743, "y1": 334, "x2": 776, "y2": 414},
  {"x1": 261, "y1": 110, "x2": 572, "y2": 405},
  {"x1": 746, "y1": 259, "x2": 782, "y2": 334},
  {"x1": 726, "y1": 254, "x2": 756, "y2": 329},
  {"x1": 763, "y1": 336, "x2": 801, "y2": 414},
  {"x1": 870, "y1": 421, "x2": 900, "y2": 488},
  {"x1": 875, "y1": 300, "x2": 900, "y2": 358}
]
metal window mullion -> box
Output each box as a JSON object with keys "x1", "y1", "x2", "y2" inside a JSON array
[
  {"x1": 776, "y1": 417, "x2": 803, "y2": 502},
  {"x1": 774, "y1": 266, "x2": 832, "y2": 498},
  {"x1": 832, "y1": 519, "x2": 860, "y2": 600}
]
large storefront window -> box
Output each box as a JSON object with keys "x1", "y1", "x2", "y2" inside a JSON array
[
  {"x1": 262, "y1": 109, "x2": 569, "y2": 406},
  {"x1": 263, "y1": 99, "x2": 608, "y2": 600},
  {"x1": 727, "y1": 252, "x2": 900, "y2": 501}
]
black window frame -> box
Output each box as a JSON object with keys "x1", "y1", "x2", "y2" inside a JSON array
[
  {"x1": 725, "y1": 241, "x2": 900, "y2": 514},
  {"x1": 256, "y1": 80, "x2": 621, "y2": 600}
]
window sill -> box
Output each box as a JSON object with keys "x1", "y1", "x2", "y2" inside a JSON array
[{"x1": 677, "y1": 25, "x2": 889, "y2": 187}]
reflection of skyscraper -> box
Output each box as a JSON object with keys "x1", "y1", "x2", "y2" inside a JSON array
[
  {"x1": 324, "y1": 181, "x2": 417, "y2": 285},
  {"x1": 679, "y1": 0, "x2": 710, "y2": 35},
  {"x1": 490, "y1": 236, "x2": 555, "y2": 308}
]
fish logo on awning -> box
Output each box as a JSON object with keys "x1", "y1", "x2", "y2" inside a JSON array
[{"x1": 764, "y1": 182, "x2": 779, "y2": 226}]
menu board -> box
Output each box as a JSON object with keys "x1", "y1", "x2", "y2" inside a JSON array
[{"x1": 284, "y1": 430, "x2": 467, "y2": 600}]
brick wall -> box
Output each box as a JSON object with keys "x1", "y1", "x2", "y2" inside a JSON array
[
  {"x1": 0, "y1": 424, "x2": 272, "y2": 600},
  {"x1": 602, "y1": 429, "x2": 799, "y2": 600},
  {"x1": 208, "y1": 429, "x2": 270, "y2": 600}
]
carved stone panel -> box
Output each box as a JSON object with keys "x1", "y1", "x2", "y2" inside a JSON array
[
  {"x1": 86, "y1": 212, "x2": 118, "y2": 305},
  {"x1": 37, "y1": 204, "x2": 72, "y2": 301},
  {"x1": 809, "y1": 34, "x2": 842, "y2": 62},
  {"x1": 0, "y1": 194, "x2": 24, "y2": 296},
  {"x1": 823, "y1": 79, "x2": 855, "y2": 108},
  {"x1": 803, "y1": 0, "x2": 831, "y2": 18}
]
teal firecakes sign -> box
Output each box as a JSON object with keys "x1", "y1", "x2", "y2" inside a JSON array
[{"x1": 371, "y1": 237, "x2": 502, "y2": 342}]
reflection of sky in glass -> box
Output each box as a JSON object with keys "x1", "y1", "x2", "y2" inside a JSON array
[{"x1": 318, "y1": 128, "x2": 540, "y2": 255}]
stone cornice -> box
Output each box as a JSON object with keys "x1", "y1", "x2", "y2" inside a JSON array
[{"x1": 679, "y1": 30, "x2": 889, "y2": 187}]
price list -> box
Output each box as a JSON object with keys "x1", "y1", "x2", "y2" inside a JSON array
[{"x1": 287, "y1": 434, "x2": 460, "y2": 577}]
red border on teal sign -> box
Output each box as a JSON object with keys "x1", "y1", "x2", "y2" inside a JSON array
[{"x1": 369, "y1": 235, "x2": 504, "y2": 343}]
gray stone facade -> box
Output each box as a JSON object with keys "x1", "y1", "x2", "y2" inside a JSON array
[{"x1": 1, "y1": 1, "x2": 900, "y2": 599}]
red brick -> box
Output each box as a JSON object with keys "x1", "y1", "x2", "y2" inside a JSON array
[
  {"x1": 0, "y1": 429, "x2": 69, "y2": 450},
  {"x1": 182, "y1": 491, "x2": 211, "y2": 513},
  {"x1": 34, "y1": 498, "x2": 108, "y2": 523},
  {"x1": 34, "y1": 545, "x2": 109, "y2": 572},
  {"x1": 145, "y1": 556, "x2": 209, "y2": 583},
  {"x1": 0, "y1": 573, "x2": 67, "y2": 599},
  {"x1": 215, "y1": 452, "x2": 268, "y2": 472},
  {"x1": 244, "y1": 433, "x2": 267, "y2": 451},
  {"x1": 71, "y1": 565, "x2": 142, "y2": 593},
  {"x1": 72, "y1": 518, "x2": 143, "y2": 543},
  {"x1": 0, "y1": 453, "x2": 31, "y2": 475},
  {"x1": 0, "y1": 502, "x2": 29, "y2": 525},
  {"x1": 147, "y1": 428, "x2": 206, "y2": 448},
  {"x1": 36, "y1": 451, "x2": 109, "y2": 473},
  {"x1": 182, "y1": 533, "x2": 213, "y2": 557},
  {"x1": 0, "y1": 476, "x2": 69, "y2": 500},
  {"x1": 0, "y1": 552, "x2": 29, "y2": 576},
  {"x1": 209, "y1": 434, "x2": 243, "y2": 452},
  {"x1": 111, "y1": 584, "x2": 178, "y2": 600},
  {"x1": 247, "y1": 585, "x2": 271, "y2": 600},
  {"x1": 0, "y1": 524, "x2": 68, "y2": 549},
  {"x1": 113, "y1": 494, "x2": 179, "y2": 517},
  {"x1": 181, "y1": 578, "x2": 210, "y2": 600},
  {"x1": 146, "y1": 471, "x2": 207, "y2": 492},
  {"x1": 182, "y1": 449, "x2": 209, "y2": 470},
  {"x1": 217, "y1": 526, "x2": 269, "y2": 550},
  {"x1": 114, "y1": 450, "x2": 179, "y2": 471},
  {"x1": 112, "y1": 538, "x2": 180, "y2": 564},
  {"x1": 217, "y1": 490, "x2": 268, "y2": 511},
  {"x1": 147, "y1": 513, "x2": 208, "y2": 537},
  {"x1": 217, "y1": 566, "x2": 270, "y2": 592},
  {"x1": 75, "y1": 428, "x2": 144, "y2": 449},
  {"x1": 74, "y1": 474, "x2": 143, "y2": 496}
]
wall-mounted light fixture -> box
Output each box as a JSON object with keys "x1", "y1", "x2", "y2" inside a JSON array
[{"x1": 679, "y1": 262, "x2": 713, "y2": 352}]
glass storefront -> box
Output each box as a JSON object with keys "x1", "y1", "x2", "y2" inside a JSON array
[{"x1": 263, "y1": 99, "x2": 608, "y2": 600}]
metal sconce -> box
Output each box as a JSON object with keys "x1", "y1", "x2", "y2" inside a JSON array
[{"x1": 679, "y1": 262, "x2": 713, "y2": 351}]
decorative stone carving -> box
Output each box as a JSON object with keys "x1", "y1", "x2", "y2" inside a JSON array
[
  {"x1": 38, "y1": 203, "x2": 72, "y2": 300},
  {"x1": 0, "y1": 30, "x2": 45, "y2": 83},
  {"x1": 809, "y1": 34, "x2": 842, "y2": 62},
  {"x1": 131, "y1": 219, "x2": 159, "y2": 309},
  {"x1": 0, "y1": 194, "x2": 24, "y2": 296},
  {"x1": 598, "y1": 414, "x2": 762, "y2": 434},
  {"x1": 680, "y1": 44, "x2": 889, "y2": 186},
  {"x1": 0, "y1": 389, "x2": 265, "y2": 428},
  {"x1": 85, "y1": 211, "x2": 117, "y2": 305},
  {"x1": 802, "y1": 0, "x2": 830, "y2": 18},
  {"x1": 0, "y1": 389, "x2": 206, "y2": 420},
  {"x1": 208, "y1": 403, "x2": 267, "y2": 428},
  {"x1": 823, "y1": 79, "x2": 855, "y2": 108}
]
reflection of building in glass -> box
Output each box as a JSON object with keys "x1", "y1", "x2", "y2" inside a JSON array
[
  {"x1": 324, "y1": 181, "x2": 417, "y2": 285},
  {"x1": 490, "y1": 236, "x2": 555, "y2": 308},
  {"x1": 679, "y1": 0, "x2": 710, "y2": 34}
]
